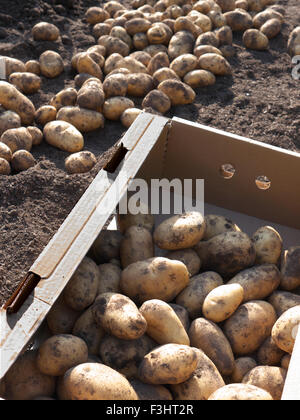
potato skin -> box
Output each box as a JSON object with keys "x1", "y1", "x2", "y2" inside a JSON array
[
  {"x1": 120, "y1": 225, "x2": 154, "y2": 268},
  {"x1": 242, "y1": 366, "x2": 287, "y2": 401},
  {"x1": 203, "y1": 214, "x2": 241, "y2": 241},
  {"x1": 189, "y1": 317, "x2": 235, "y2": 376},
  {"x1": 230, "y1": 357, "x2": 257, "y2": 383},
  {"x1": 27, "y1": 126, "x2": 43, "y2": 146},
  {"x1": 271, "y1": 306, "x2": 300, "y2": 354},
  {"x1": 50, "y1": 88, "x2": 78, "y2": 111},
  {"x1": 65, "y1": 151, "x2": 97, "y2": 174},
  {"x1": 103, "y1": 96, "x2": 135, "y2": 120},
  {"x1": 120, "y1": 257, "x2": 189, "y2": 304},
  {"x1": 243, "y1": 29, "x2": 269, "y2": 50},
  {"x1": 0, "y1": 142, "x2": 12, "y2": 162},
  {"x1": 35, "y1": 105, "x2": 57, "y2": 126},
  {"x1": 202, "y1": 283, "x2": 244, "y2": 322},
  {"x1": 198, "y1": 53, "x2": 231, "y2": 76},
  {"x1": 0, "y1": 108, "x2": 21, "y2": 137},
  {"x1": 268, "y1": 290, "x2": 300, "y2": 317},
  {"x1": 170, "y1": 348, "x2": 225, "y2": 400},
  {"x1": 138, "y1": 344, "x2": 199, "y2": 385},
  {"x1": 103, "y1": 73, "x2": 128, "y2": 98},
  {"x1": 166, "y1": 248, "x2": 201, "y2": 277},
  {"x1": 46, "y1": 295, "x2": 80, "y2": 335},
  {"x1": 130, "y1": 379, "x2": 173, "y2": 400},
  {"x1": 72, "y1": 306, "x2": 105, "y2": 355},
  {"x1": 257, "y1": 337, "x2": 285, "y2": 366},
  {"x1": 61, "y1": 363, "x2": 138, "y2": 400},
  {"x1": 4, "y1": 350, "x2": 56, "y2": 400},
  {"x1": 97, "y1": 263, "x2": 122, "y2": 294},
  {"x1": 11, "y1": 150, "x2": 36, "y2": 172},
  {"x1": 170, "y1": 54, "x2": 198, "y2": 78},
  {"x1": 0, "y1": 81, "x2": 35, "y2": 125},
  {"x1": 224, "y1": 300, "x2": 277, "y2": 355},
  {"x1": 224, "y1": 10, "x2": 253, "y2": 32},
  {"x1": 260, "y1": 18, "x2": 282, "y2": 39},
  {"x1": 9, "y1": 72, "x2": 41, "y2": 95},
  {"x1": 280, "y1": 246, "x2": 300, "y2": 291},
  {"x1": 153, "y1": 212, "x2": 206, "y2": 250},
  {"x1": 252, "y1": 225, "x2": 282, "y2": 265},
  {"x1": 158, "y1": 79, "x2": 196, "y2": 106},
  {"x1": 92, "y1": 292, "x2": 147, "y2": 340},
  {"x1": 184, "y1": 69, "x2": 216, "y2": 88},
  {"x1": 288, "y1": 26, "x2": 300, "y2": 57},
  {"x1": 99, "y1": 334, "x2": 156, "y2": 378},
  {"x1": 32, "y1": 22, "x2": 60, "y2": 41},
  {"x1": 44, "y1": 120, "x2": 84, "y2": 153},
  {"x1": 208, "y1": 383, "x2": 273, "y2": 400},
  {"x1": 1, "y1": 127, "x2": 32, "y2": 154},
  {"x1": 57, "y1": 106, "x2": 105, "y2": 133},
  {"x1": 37, "y1": 334, "x2": 89, "y2": 376},
  {"x1": 121, "y1": 108, "x2": 143, "y2": 128},
  {"x1": 39, "y1": 50, "x2": 64, "y2": 78},
  {"x1": 227, "y1": 264, "x2": 281, "y2": 302},
  {"x1": 168, "y1": 31, "x2": 195, "y2": 60},
  {"x1": 0, "y1": 157, "x2": 11, "y2": 175}
]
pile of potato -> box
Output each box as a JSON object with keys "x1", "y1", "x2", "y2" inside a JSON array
[
  {"x1": 1, "y1": 208, "x2": 300, "y2": 400},
  {"x1": 0, "y1": 0, "x2": 298, "y2": 176}
]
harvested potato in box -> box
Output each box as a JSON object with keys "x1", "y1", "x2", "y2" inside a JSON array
[{"x1": 120, "y1": 225, "x2": 154, "y2": 268}]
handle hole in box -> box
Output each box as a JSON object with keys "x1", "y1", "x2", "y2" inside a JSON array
[
  {"x1": 255, "y1": 175, "x2": 271, "y2": 190},
  {"x1": 220, "y1": 163, "x2": 236, "y2": 180}
]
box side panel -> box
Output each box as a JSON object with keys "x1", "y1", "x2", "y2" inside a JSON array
[{"x1": 162, "y1": 118, "x2": 300, "y2": 230}]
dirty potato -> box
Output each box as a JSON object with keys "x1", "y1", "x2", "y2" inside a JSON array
[
  {"x1": 184, "y1": 69, "x2": 216, "y2": 88},
  {"x1": 202, "y1": 284, "x2": 244, "y2": 322},
  {"x1": 77, "y1": 79, "x2": 105, "y2": 112},
  {"x1": 147, "y1": 52, "x2": 170, "y2": 75},
  {"x1": 138, "y1": 344, "x2": 199, "y2": 385},
  {"x1": 280, "y1": 246, "x2": 300, "y2": 291},
  {"x1": 189, "y1": 317, "x2": 235, "y2": 376},
  {"x1": 193, "y1": 45, "x2": 223, "y2": 58},
  {"x1": 103, "y1": 96, "x2": 135, "y2": 120},
  {"x1": 243, "y1": 29, "x2": 269, "y2": 50},
  {"x1": 170, "y1": 54, "x2": 198, "y2": 78},
  {"x1": 65, "y1": 151, "x2": 97, "y2": 174},
  {"x1": 72, "y1": 306, "x2": 105, "y2": 355},
  {"x1": 230, "y1": 357, "x2": 257, "y2": 383},
  {"x1": 39, "y1": 50, "x2": 64, "y2": 78},
  {"x1": 37, "y1": 334, "x2": 88, "y2": 376},
  {"x1": 257, "y1": 337, "x2": 285, "y2": 366},
  {"x1": 142, "y1": 89, "x2": 171, "y2": 114},
  {"x1": 32, "y1": 22, "x2": 60, "y2": 41},
  {"x1": 260, "y1": 18, "x2": 282, "y2": 39},
  {"x1": 120, "y1": 257, "x2": 189, "y2": 304},
  {"x1": 97, "y1": 263, "x2": 122, "y2": 294},
  {"x1": 50, "y1": 88, "x2": 78, "y2": 110},
  {"x1": 26, "y1": 126, "x2": 43, "y2": 146},
  {"x1": 0, "y1": 157, "x2": 11, "y2": 175},
  {"x1": 203, "y1": 214, "x2": 241, "y2": 241},
  {"x1": 3, "y1": 57, "x2": 26, "y2": 77},
  {"x1": 11, "y1": 150, "x2": 36, "y2": 172},
  {"x1": 46, "y1": 295, "x2": 81, "y2": 335},
  {"x1": 198, "y1": 53, "x2": 231, "y2": 75},
  {"x1": 120, "y1": 225, "x2": 154, "y2": 268},
  {"x1": 35, "y1": 105, "x2": 57, "y2": 126},
  {"x1": 57, "y1": 106, "x2": 105, "y2": 133},
  {"x1": 121, "y1": 108, "x2": 143, "y2": 128},
  {"x1": 242, "y1": 366, "x2": 287, "y2": 401},
  {"x1": 130, "y1": 379, "x2": 173, "y2": 400},
  {"x1": 9, "y1": 72, "x2": 41, "y2": 94},
  {"x1": 0, "y1": 142, "x2": 12, "y2": 162},
  {"x1": 127, "y1": 74, "x2": 154, "y2": 97},
  {"x1": 103, "y1": 73, "x2": 128, "y2": 98},
  {"x1": 268, "y1": 290, "x2": 300, "y2": 317},
  {"x1": 224, "y1": 9, "x2": 253, "y2": 31},
  {"x1": 91, "y1": 229, "x2": 123, "y2": 264},
  {"x1": 153, "y1": 68, "x2": 180, "y2": 86},
  {"x1": 0, "y1": 108, "x2": 21, "y2": 136},
  {"x1": 1, "y1": 127, "x2": 32, "y2": 153},
  {"x1": 117, "y1": 202, "x2": 155, "y2": 234},
  {"x1": 168, "y1": 30, "x2": 195, "y2": 60},
  {"x1": 166, "y1": 249, "x2": 201, "y2": 277},
  {"x1": 139, "y1": 299, "x2": 190, "y2": 345},
  {"x1": 271, "y1": 305, "x2": 300, "y2": 354},
  {"x1": 208, "y1": 383, "x2": 273, "y2": 400},
  {"x1": 92, "y1": 292, "x2": 147, "y2": 340},
  {"x1": 288, "y1": 26, "x2": 300, "y2": 56},
  {"x1": 0, "y1": 81, "x2": 35, "y2": 125},
  {"x1": 224, "y1": 300, "x2": 277, "y2": 355},
  {"x1": 252, "y1": 225, "x2": 283, "y2": 265},
  {"x1": 44, "y1": 120, "x2": 84, "y2": 153}
]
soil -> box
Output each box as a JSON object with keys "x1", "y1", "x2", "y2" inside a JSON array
[{"x1": 0, "y1": 0, "x2": 299, "y2": 305}]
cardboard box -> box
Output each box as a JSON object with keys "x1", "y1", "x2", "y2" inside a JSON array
[{"x1": 1, "y1": 112, "x2": 299, "y2": 400}]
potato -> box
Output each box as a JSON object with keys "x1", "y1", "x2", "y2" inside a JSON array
[
  {"x1": 121, "y1": 108, "x2": 143, "y2": 128},
  {"x1": 215, "y1": 0, "x2": 235, "y2": 12},
  {"x1": 271, "y1": 306, "x2": 300, "y2": 354},
  {"x1": 130, "y1": 51, "x2": 152, "y2": 68},
  {"x1": 184, "y1": 69, "x2": 216, "y2": 88},
  {"x1": 208, "y1": 384, "x2": 273, "y2": 400},
  {"x1": 251, "y1": 225, "x2": 283, "y2": 265},
  {"x1": 268, "y1": 290, "x2": 300, "y2": 317},
  {"x1": 243, "y1": 29, "x2": 269, "y2": 50},
  {"x1": 91, "y1": 229, "x2": 123, "y2": 263},
  {"x1": 4, "y1": 350, "x2": 56, "y2": 400},
  {"x1": 100, "y1": 35, "x2": 130, "y2": 57},
  {"x1": 103, "y1": 96, "x2": 135, "y2": 120},
  {"x1": 39, "y1": 50, "x2": 64, "y2": 78},
  {"x1": 46, "y1": 295, "x2": 81, "y2": 335},
  {"x1": 87, "y1": 45, "x2": 107, "y2": 60},
  {"x1": 0, "y1": 157, "x2": 11, "y2": 175},
  {"x1": 215, "y1": 25, "x2": 233, "y2": 46},
  {"x1": 208, "y1": 10, "x2": 227, "y2": 28},
  {"x1": 257, "y1": 337, "x2": 285, "y2": 366},
  {"x1": 9, "y1": 72, "x2": 41, "y2": 95},
  {"x1": 127, "y1": 74, "x2": 154, "y2": 97},
  {"x1": 50, "y1": 88, "x2": 78, "y2": 111},
  {"x1": 193, "y1": 44, "x2": 223, "y2": 58},
  {"x1": 144, "y1": 44, "x2": 168, "y2": 57},
  {"x1": 140, "y1": 299, "x2": 190, "y2": 345},
  {"x1": 0, "y1": 81, "x2": 35, "y2": 125},
  {"x1": 170, "y1": 348, "x2": 225, "y2": 400},
  {"x1": 92, "y1": 292, "x2": 147, "y2": 340},
  {"x1": 1, "y1": 127, "x2": 32, "y2": 154},
  {"x1": 0, "y1": 142, "x2": 12, "y2": 162},
  {"x1": 110, "y1": 25, "x2": 132, "y2": 48},
  {"x1": 37, "y1": 334, "x2": 88, "y2": 376},
  {"x1": 72, "y1": 306, "x2": 105, "y2": 355},
  {"x1": 195, "y1": 31, "x2": 219, "y2": 48},
  {"x1": 248, "y1": 0, "x2": 264, "y2": 12},
  {"x1": 203, "y1": 214, "x2": 241, "y2": 241},
  {"x1": 227, "y1": 264, "x2": 281, "y2": 302},
  {"x1": 288, "y1": 26, "x2": 300, "y2": 57},
  {"x1": 242, "y1": 366, "x2": 287, "y2": 401},
  {"x1": 189, "y1": 317, "x2": 235, "y2": 376},
  {"x1": 26, "y1": 126, "x2": 43, "y2": 146},
  {"x1": 198, "y1": 52, "x2": 231, "y2": 75},
  {"x1": 138, "y1": 344, "x2": 198, "y2": 385},
  {"x1": 202, "y1": 284, "x2": 244, "y2": 322},
  {"x1": 281, "y1": 354, "x2": 291, "y2": 370},
  {"x1": 224, "y1": 300, "x2": 277, "y2": 355},
  {"x1": 169, "y1": 303, "x2": 191, "y2": 332},
  {"x1": 93, "y1": 22, "x2": 111, "y2": 38},
  {"x1": 280, "y1": 246, "x2": 300, "y2": 291},
  {"x1": 3, "y1": 57, "x2": 25, "y2": 77},
  {"x1": 60, "y1": 363, "x2": 138, "y2": 400},
  {"x1": 85, "y1": 7, "x2": 109, "y2": 24},
  {"x1": 0, "y1": 108, "x2": 21, "y2": 137},
  {"x1": 260, "y1": 18, "x2": 282, "y2": 39},
  {"x1": 170, "y1": 54, "x2": 198, "y2": 79},
  {"x1": 154, "y1": 212, "x2": 205, "y2": 250},
  {"x1": 103, "y1": 53, "x2": 124, "y2": 75},
  {"x1": 117, "y1": 56, "x2": 149, "y2": 74},
  {"x1": 120, "y1": 257, "x2": 189, "y2": 304},
  {"x1": 99, "y1": 334, "x2": 155, "y2": 378},
  {"x1": 193, "y1": 14, "x2": 213, "y2": 33},
  {"x1": 65, "y1": 151, "x2": 97, "y2": 174},
  {"x1": 166, "y1": 248, "x2": 201, "y2": 277},
  {"x1": 130, "y1": 379, "x2": 173, "y2": 400},
  {"x1": 103, "y1": 73, "x2": 128, "y2": 98},
  {"x1": 142, "y1": 89, "x2": 171, "y2": 115},
  {"x1": 133, "y1": 32, "x2": 149, "y2": 50},
  {"x1": 194, "y1": 231, "x2": 255, "y2": 277},
  {"x1": 176, "y1": 271, "x2": 223, "y2": 319},
  {"x1": 11, "y1": 150, "x2": 36, "y2": 172},
  {"x1": 230, "y1": 357, "x2": 257, "y2": 383},
  {"x1": 120, "y1": 225, "x2": 154, "y2": 268},
  {"x1": 235, "y1": 0, "x2": 248, "y2": 8},
  {"x1": 76, "y1": 52, "x2": 103, "y2": 79},
  {"x1": 56, "y1": 106, "x2": 105, "y2": 133},
  {"x1": 253, "y1": 9, "x2": 284, "y2": 29},
  {"x1": 174, "y1": 16, "x2": 201, "y2": 38},
  {"x1": 147, "y1": 52, "x2": 170, "y2": 76},
  {"x1": 32, "y1": 22, "x2": 60, "y2": 41},
  {"x1": 117, "y1": 203, "x2": 155, "y2": 233},
  {"x1": 224, "y1": 10, "x2": 253, "y2": 31},
  {"x1": 192, "y1": 1, "x2": 212, "y2": 14},
  {"x1": 63, "y1": 257, "x2": 100, "y2": 311},
  {"x1": 125, "y1": 18, "x2": 152, "y2": 35},
  {"x1": 76, "y1": 80, "x2": 105, "y2": 112},
  {"x1": 96, "y1": 263, "x2": 122, "y2": 295},
  {"x1": 168, "y1": 31, "x2": 195, "y2": 60}
]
